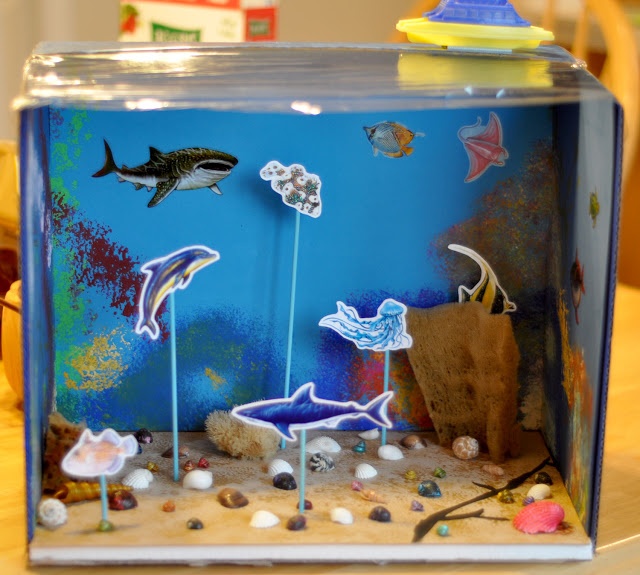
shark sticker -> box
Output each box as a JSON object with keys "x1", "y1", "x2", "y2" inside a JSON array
[{"x1": 93, "y1": 140, "x2": 238, "y2": 207}]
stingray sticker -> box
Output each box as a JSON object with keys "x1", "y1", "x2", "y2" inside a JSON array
[
  {"x1": 260, "y1": 161, "x2": 322, "y2": 218},
  {"x1": 458, "y1": 112, "x2": 508, "y2": 182}
]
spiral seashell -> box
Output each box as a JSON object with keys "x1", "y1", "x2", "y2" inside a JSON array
[
  {"x1": 183, "y1": 469, "x2": 213, "y2": 490},
  {"x1": 305, "y1": 436, "x2": 341, "y2": 454},
  {"x1": 360, "y1": 489, "x2": 386, "y2": 503},
  {"x1": 400, "y1": 434, "x2": 425, "y2": 449},
  {"x1": 122, "y1": 468, "x2": 154, "y2": 490},
  {"x1": 452, "y1": 436, "x2": 479, "y2": 460},
  {"x1": 527, "y1": 483, "x2": 552, "y2": 501},
  {"x1": 358, "y1": 428, "x2": 379, "y2": 440},
  {"x1": 513, "y1": 501, "x2": 565, "y2": 534},
  {"x1": 377, "y1": 444, "x2": 404, "y2": 461},
  {"x1": 250, "y1": 510, "x2": 280, "y2": 528},
  {"x1": 354, "y1": 463, "x2": 377, "y2": 479},
  {"x1": 330, "y1": 507, "x2": 354, "y2": 525},
  {"x1": 37, "y1": 498, "x2": 68, "y2": 529},
  {"x1": 267, "y1": 458, "x2": 293, "y2": 476},
  {"x1": 309, "y1": 452, "x2": 335, "y2": 472},
  {"x1": 53, "y1": 481, "x2": 132, "y2": 504}
]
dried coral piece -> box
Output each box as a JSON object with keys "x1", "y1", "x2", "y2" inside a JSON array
[
  {"x1": 42, "y1": 412, "x2": 85, "y2": 492},
  {"x1": 205, "y1": 410, "x2": 279, "y2": 459},
  {"x1": 452, "y1": 436, "x2": 479, "y2": 460},
  {"x1": 513, "y1": 501, "x2": 565, "y2": 534}
]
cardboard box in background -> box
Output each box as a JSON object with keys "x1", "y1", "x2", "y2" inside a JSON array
[{"x1": 120, "y1": 0, "x2": 278, "y2": 42}]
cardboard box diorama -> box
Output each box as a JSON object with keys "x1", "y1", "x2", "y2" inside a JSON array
[
  {"x1": 119, "y1": 0, "x2": 278, "y2": 42},
  {"x1": 18, "y1": 10, "x2": 620, "y2": 566}
]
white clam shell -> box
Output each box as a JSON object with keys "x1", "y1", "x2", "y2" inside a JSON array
[
  {"x1": 354, "y1": 463, "x2": 377, "y2": 479},
  {"x1": 183, "y1": 469, "x2": 213, "y2": 490},
  {"x1": 250, "y1": 510, "x2": 280, "y2": 528},
  {"x1": 267, "y1": 458, "x2": 293, "y2": 476},
  {"x1": 330, "y1": 507, "x2": 354, "y2": 525},
  {"x1": 377, "y1": 444, "x2": 404, "y2": 461},
  {"x1": 358, "y1": 428, "x2": 379, "y2": 440},
  {"x1": 305, "y1": 436, "x2": 341, "y2": 454},
  {"x1": 452, "y1": 436, "x2": 479, "y2": 460},
  {"x1": 37, "y1": 498, "x2": 68, "y2": 529},
  {"x1": 122, "y1": 468, "x2": 154, "y2": 490},
  {"x1": 527, "y1": 484, "x2": 552, "y2": 501}
]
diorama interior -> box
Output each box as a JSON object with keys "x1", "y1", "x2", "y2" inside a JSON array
[{"x1": 19, "y1": 41, "x2": 620, "y2": 565}]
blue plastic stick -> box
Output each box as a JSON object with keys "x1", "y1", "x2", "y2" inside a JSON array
[
  {"x1": 381, "y1": 349, "x2": 390, "y2": 446},
  {"x1": 99, "y1": 474, "x2": 108, "y2": 523},
  {"x1": 170, "y1": 292, "x2": 179, "y2": 482},
  {"x1": 299, "y1": 428, "x2": 306, "y2": 513},
  {"x1": 282, "y1": 210, "x2": 301, "y2": 450}
]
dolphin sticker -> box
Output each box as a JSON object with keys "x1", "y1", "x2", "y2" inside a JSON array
[
  {"x1": 92, "y1": 140, "x2": 238, "y2": 207},
  {"x1": 231, "y1": 382, "x2": 394, "y2": 442},
  {"x1": 136, "y1": 245, "x2": 220, "y2": 339}
]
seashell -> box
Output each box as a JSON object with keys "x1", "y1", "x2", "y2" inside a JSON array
[
  {"x1": 250, "y1": 510, "x2": 280, "y2": 528},
  {"x1": 53, "y1": 481, "x2": 132, "y2": 504},
  {"x1": 183, "y1": 459, "x2": 196, "y2": 472},
  {"x1": 268, "y1": 458, "x2": 294, "y2": 476},
  {"x1": 360, "y1": 489, "x2": 386, "y2": 503},
  {"x1": 368, "y1": 505, "x2": 391, "y2": 523},
  {"x1": 330, "y1": 507, "x2": 354, "y2": 525},
  {"x1": 298, "y1": 499, "x2": 313, "y2": 510},
  {"x1": 359, "y1": 428, "x2": 379, "y2": 440},
  {"x1": 418, "y1": 480, "x2": 441, "y2": 498},
  {"x1": 122, "y1": 468, "x2": 154, "y2": 490},
  {"x1": 452, "y1": 436, "x2": 479, "y2": 460},
  {"x1": 354, "y1": 463, "x2": 377, "y2": 479},
  {"x1": 273, "y1": 472, "x2": 297, "y2": 490},
  {"x1": 162, "y1": 500, "x2": 176, "y2": 512},
  {"x1": 497, "y1": 489, "x2": 515, "y2": 503},
  {"x1": 433, "y1": 467, "x2": 447, "y2": 479},
  {"x1": 197, "y1": 457, "x2": 210, "y2": 469},
  {"x1": 217, "y1": 487, "x2": 249, "y2": 509},
  {"x1": 534, "y1": 471, "x2": 553, "y2": 485},
  {"x1": 527, "y1": 483, "x2": 552, "y2": 501},
  {"x1": 305, "y1": 436, "x2": 341, "y2": 454},
  {"x1": 404, "y1": 469, "x2": 417, "y2": 481},
  {"x1": 483, "y1": 464, "x2": 505, "y2": 477},
  {"x1": 134, "y1": 428, "x2": 153, "y2": 444},
  {"x1": 410, "y1": 500, "x2": 424, "y2": 512},
  {"x1": 286, "y1": 514, "x2": 307, "y2": 531},
  {"x1": 108, "y1": 489, "x2": 138, "y2": 511},
  {"x1": 187, "y1": 517, "x2": 204, "y2": 530},
  {"x1": 309, "y1": 452, "x2": 335, "y2": 472},
  {"x1": 351, "y1": 480, "x2": 363, "y2": 491},
  {"x1": 352, "y1": 440, "x2": 366, "y2": 453},
  {"x1": 400, "y1": 434, "x2": 425, "y2": 449},
  {"x1": 162, "y1": 444, "x2": 189, "y2": 458},
  {"x1": 523, "y1": 496, "x2": 535, "y2": 506},
  {"x1": 437, "y1": 524, "x2": 450, "y2": 537},
  {"x1": 37, "y1": 498, "x2": 67, "y2": 529},
  {"x1": 146, "y1": 461, "x2": 159, "y2": 473},
  {"x1": 513, "y1": 501, "x2": 565, "y2": 534},
  {"x1": 378, "y1": 444, "x2": 404, "y2": 461},
  {"x1": 183, "y1": 469, "x2": 213, "y2": 490}
]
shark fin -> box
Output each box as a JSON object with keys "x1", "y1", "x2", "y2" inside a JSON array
[
  {"x1": 275, "y1": 422, "x2": 296, "y2": 441},
  {"x1": 209, "y1": 183, "x2": 223, "y2": 195},
  {"x1": 290, "y1": 382, "x2": 315, "y2": 407},
  {"x1": 134, "y1": 183, "x2": 144, "y2": 190},
  {"x1": 148, "y1": 178, "x2": 179, "y2": 208},
  {"x1": 148, "y1": 146, "x2": 164, "y2": 161},
  {"x1": 92, "y1": 140, "x2": 118, "y2": 178}
]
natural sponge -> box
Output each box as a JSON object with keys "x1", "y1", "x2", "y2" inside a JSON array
[
  {"x1": 204, "y1": 409, "x2": 279, "y2": 459},
  {"x1": 406, "y1": 301, "x2": 520, "y2": 463}
]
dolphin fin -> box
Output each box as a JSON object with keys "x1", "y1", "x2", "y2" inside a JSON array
[
  {"x1": 148, "y1": 178, "x2": 179, "y2": 208},
  {"x1": 209, "y1": 183, "x2": 223, "y2": 195}
]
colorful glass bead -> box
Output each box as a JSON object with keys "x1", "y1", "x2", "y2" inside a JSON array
[
  {"x1": 352, "y1": 440, "x2": 366, "y2": 453},
  {"x1": 418, "y1": 480, "x2": 441, "y2": 498},
  {"x1": 433, "y1": 467, "x2": 446, "y2": 478},
  {"x1": 497, "y1": 489, "x2": 515, "y2": 503},
  {"x1": 437, "y1": 524, "x2": 449, "y2": 537}
]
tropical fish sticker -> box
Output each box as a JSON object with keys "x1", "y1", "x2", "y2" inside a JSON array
[
  {"x1": 458, "y1": 112, "x2": 508, "y2": 182},
  {"x1": 570, "y1": 248, "x2": 585, "y2": 324},
  {"x1": 260, "y1": 161, "x2": 322, "y2": 218},
  {"x1": 136, "y1": 245, "x2": 220, "y2": 339},
  {"x1": 231, "y1": 382, "x2": 394, "y2": 441},
  {"x1": 319, "y1": 298, "x2": 413, "y2": 351},
  {"x1": 448, "y1": 244, "x2": 516, "y2": 314},
  {"x1": 363, "y1": 121, "x2": 424, "y2": 158},
  {"x1": 92, "y1": 140, "x2": 238, "y2": 207},
  {"x1": 589, "y1": 190, "x2": 600, "y2": 228},
  {"x1": 61, "y1": 428, "x2": 138, "y2": 477}
]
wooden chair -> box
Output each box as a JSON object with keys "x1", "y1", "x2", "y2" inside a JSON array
[{"x1": 391, "y1": 0, "x2": 640, "y2": 286}]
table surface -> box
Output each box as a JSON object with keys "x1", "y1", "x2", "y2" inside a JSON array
[{"x1": 1, "y1": 284, "x2": 638, "y2": 575}]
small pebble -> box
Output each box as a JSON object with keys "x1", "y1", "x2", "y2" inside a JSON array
[
  {"x1": 273, "y1": 472, "x2": 297, "y2": 490},
  {"x1": 135, "y1": 428, "x2": 153, "y2": 444},
  {"x1": 437, "y1": 524, "x2": 449, "y2": 537},
  {"x1": 368, "y1": 506, "x2": 392, "y2": 523},
  {"x1": 187, "y1": 518, "x2": 204, "y2": 530},
  {"x1": 351, "y1": 480, "x2": 363, "y2": 492},
  {"x1": 410, "y1": 500, "x2": 424, "y2": 512},
  {"x1": 286, "y1": 514, "x2": 307, "y2": 531},
  {"x1": 534, "y1": 471, "x2": 553, "y2": 485},
  {"x1": 297, "y1": 499, "x2": 313, "y2": 511},
  {"x1": 162, "y1": 500, "x2": 176, "y2": 512},
  {"x1": 97, "y1": 519, "x2": 114, "y2": 532},
  {"x1": 418, "y1": 480, "x2": 441, "y2": 498}
]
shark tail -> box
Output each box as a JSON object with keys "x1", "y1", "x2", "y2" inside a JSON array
[
  {"x1": 92, "y1": 140, "x2": 117, "y2": 178},
  {"x1": 362, "y1": 391, "x2": 394, "y2": 429}
]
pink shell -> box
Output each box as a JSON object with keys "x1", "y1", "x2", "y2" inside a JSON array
[{"x1": 513, "y1": 501, "x2": 565, "y2": 534}]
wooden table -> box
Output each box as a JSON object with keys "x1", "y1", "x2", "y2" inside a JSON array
[{"x1": 1, "y1": 284, "x2": 638, "y2": 574}]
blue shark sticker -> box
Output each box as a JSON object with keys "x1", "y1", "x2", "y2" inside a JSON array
[
  {"x1": 319, "y1": 298, "x2": 413, "y2": 351},
  {"x1": 231, "y1": 382, "x2": 394, "y2": 442},
  {"x1": 260, "y1": 161, "x2": 322, "y2": 218},
  {"x1": 136, "y1": 245, "x2": 220, "y2": 339}
]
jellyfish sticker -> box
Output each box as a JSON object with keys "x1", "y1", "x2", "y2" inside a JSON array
[
  {"x1": 319, "y1": 298, "x2": 412, "y2": 444},
  {"x1": 260, "y1": 161, "x2": 323, "y2": 448},
  {"x1": 136, "y1": 244, "x2": 220, "y2": 480}
]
